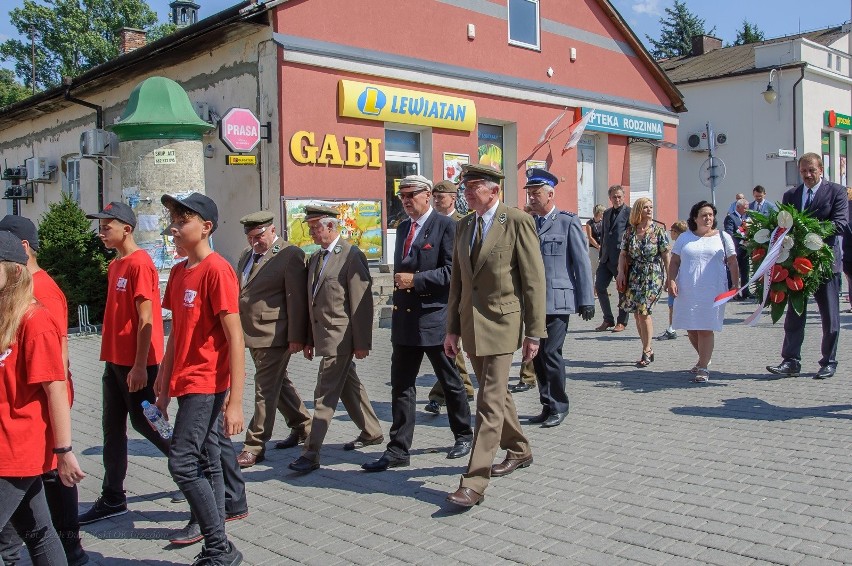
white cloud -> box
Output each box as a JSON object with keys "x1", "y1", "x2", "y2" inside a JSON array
[{"x1": 632, "y1": 0, "x2": 662, "y2": 15}]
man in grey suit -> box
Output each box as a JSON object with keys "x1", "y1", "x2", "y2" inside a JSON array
[
  {"x1": 288, "y1": 205, "x2": 383, "y2": 473},
  {"x1": 595, "y1": 185, "x2": 631, "y2": 332},
  {"x1": 767, "y1": 153, "x2": 848, "y2": 379},
  {"x1": 235, "y1": 211, "x2": 312, "y2": 469},
  {"x1": 524, "y1": 169, "x2": 595, "y2": 428}
]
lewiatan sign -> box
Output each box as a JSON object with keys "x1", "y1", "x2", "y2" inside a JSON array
[{"x1": 338, "y1": 80, "x2": 476, "y2": 132}]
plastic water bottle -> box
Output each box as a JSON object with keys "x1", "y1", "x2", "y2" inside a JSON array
[{"x1": 141, "y1": 400, "x2": 173, "y2": 439}]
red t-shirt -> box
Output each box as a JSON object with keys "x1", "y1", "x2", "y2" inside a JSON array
[
  {"x1": 32, "y1": 269, "x2": 73, "y2": 405},
  {"x1": 163, "y1": 253, "x2": 239, "y2": 397},
  {"x1": 0, "y1": 306, "x2": 66, "y2": 476},
  {"x1": 100, "y1": 250, "x2": 165, "y2": 366}
]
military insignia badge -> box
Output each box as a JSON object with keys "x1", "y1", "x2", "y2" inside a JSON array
[
  {"x1": 333, "y1": 245, "x2": 342, "y2": 254},
  {"x1": 272, "y1": 244, "x2": 281, "y2": 254},
  {"x1": 498, "y1": 213, "x2": 507, "y2": 224}
]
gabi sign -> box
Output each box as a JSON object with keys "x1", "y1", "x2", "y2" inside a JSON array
[
  {"x1": 582, "y1": 108, "x2": 664, "y2": 140},
  {"x1": 338, "y1": 80, "x2": 476, "y2": 132},
  {"x1": 290, "y1": 131, "x2": 382, "y2": 167}
]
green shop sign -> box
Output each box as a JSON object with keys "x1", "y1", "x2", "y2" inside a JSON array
[{"x1": 824, "y1": 110, "x2": 852, "y2": 130}]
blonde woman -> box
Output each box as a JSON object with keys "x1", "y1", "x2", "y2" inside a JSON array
[
  {"x1": 0, "y1": 231, "x2": 84, "y2": 565},
  {"x1": 616, "y1": 198, "x2": 670, "y2": 367}
]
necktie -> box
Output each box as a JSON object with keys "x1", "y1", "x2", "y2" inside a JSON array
[
  {"x1": 805, "y1": 188, "x2": 814, "y2": 209},
  {"x1": 403, "y1": 221, "x2": 417, "y2": 258},
  {"x1": 536, "y1": 215, "x2": 545, "y2": 231},
  {"x1": 248, "y1": 252, "x2": 263, "y2": 277},
  {"x1": 312, "y1": 250, "x2": 328, "y2": 292},
  {"x1": 470, "y1": 216, "x2": 484, "y2": 266}
]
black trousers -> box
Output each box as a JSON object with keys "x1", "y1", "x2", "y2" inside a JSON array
[
  {"x1": 735, "y1": 242, "x2": 751, "y2": 297},
  {"x1": 386, "y1": 344, "x2": 473, "y2": 458},
  {"x1": 102, "y1": 363, "x2": 171, "y2": 504},
  {"x1": 782, "y1": 273, "x2": 841, "y2": 367},
  {"x1": 594, "y1": 262, "x2": 628, "y2": 326},
  {"x1": 532, "y1": 314, "x2": 570, "y2": 415}
]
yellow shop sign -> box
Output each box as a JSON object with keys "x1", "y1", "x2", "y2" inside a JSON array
[
  {"x1": 289, "y1": 131, "x2": 382, "y2": 167},
  {"x1": 338, "y1": 80, "x2": 476, "y2": 132}
]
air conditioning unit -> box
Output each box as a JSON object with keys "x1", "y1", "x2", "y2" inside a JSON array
[
  {"x1": 80, "y1": 129, "x2": 118, "y2": 157},
  {"x1": 26, "y1": 157, "x2": 49, "y2": 181},
  {"x1": 687, "y1": 131, "x2": 708, "y2": 151},
  {"x1": 715, "y1": 132, "x2": 728, "y2": 146}
]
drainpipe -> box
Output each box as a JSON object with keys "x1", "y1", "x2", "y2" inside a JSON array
[
  {"x1": 791, "y1": 64, "x2": 806, "y2": 156},
  {"x1": 63, "y1": 78, "x2": 105, "y2": 210}
]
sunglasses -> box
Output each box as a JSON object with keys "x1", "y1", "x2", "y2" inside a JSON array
[{"x1": 398, "y1": 189, "x2": 428, "y2": 200}]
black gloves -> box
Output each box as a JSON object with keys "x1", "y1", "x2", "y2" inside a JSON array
[{"x1": 579, "y1": 305, "x2": 595, "y2": 321}]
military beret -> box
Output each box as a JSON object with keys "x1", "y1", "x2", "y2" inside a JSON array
[
  {"x1": 304, "y1": 205, "x2": 340, "y2": 220},
  {"x1": 399, "y1": 175, "x2": 433, "y2": 192},
  {"x1": 239, "y1": 211, "x2": 274, "y2": 233},
  {"x1": 432, "y1": 180, "x2": 458, "y2": 194},
  {"x1": 460, "y1": 163, "x2": 504, "y2": 183},
  {"x1": 524, "y1": 168, "x2": 558, "y2": 189}
]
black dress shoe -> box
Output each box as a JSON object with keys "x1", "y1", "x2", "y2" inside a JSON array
[
  {"x1": 541, "y1": 412, "x2": 567, "y2": 428},
  {"x1": 424, "y1": 400, "x2": 441, "y2": 414},
  {"x1": 361, "y1": 454, "x2": 409, "y2": 472},
  {"x1": 526, "y1": 410, "x2": 549, "y2": 424},
  {"x1": 813, "y1": 364, "x2": 837, "y2": 379},
  {"x1": 766, "y1": 360, "x2": 801, "y2": 377},
  {"x1": 509, "y1": 382, "x2": 534, "y2": 393},
  {"x1": 447, "y1": 439, "x2": 472, "y2": 459},
  {"x1": 288, "y1": 456, "x2": 319, "y2": 473},
  {"x1": 343, "y1": 435, "x2": 384, "y2": 451},
  {"x1": 275, "y1": 428, "x2": 308, "y2": 449}
]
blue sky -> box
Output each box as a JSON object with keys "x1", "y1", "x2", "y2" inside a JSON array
[{"x1": 1, "y1": 0, "x2": 849, "y2": 75}]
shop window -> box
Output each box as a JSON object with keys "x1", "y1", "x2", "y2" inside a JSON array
[
  {"x1": 629, "y1": 142, "x2": 655, "y2": 206},
  {"x1": 840, "y1": 135, "x2": 847, "y2": 186},
  {"x1": 822, "y1": 131, "x2": 831, "y2": 180},
  {"x1": 576, "y1": 135, "x2": 596, "y2": 218},
  {"x1": 508, "y1": 0, "x2": 540, "y2": 50},
  {"x1": 478, "y1": 123, "x2": 505, "y2": 201},
  {"x1": 63, "y1": 157, "x2": 81, "y2": 204},
  {"x1": 385, "y1": 130, "x2": 421, "y2": 230}
]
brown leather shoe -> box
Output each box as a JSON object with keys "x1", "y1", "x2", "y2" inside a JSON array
[
  {"x1": 595, "y1": 322, "x2": 614, "y2": 331},
  {"x1": 274, "y1": 429, "x2": 308, "y2": 450},
  {"x1": 490, "y1": 454, "x2": 533, "y2": 477},
  {"x1": 343, "y1": 435, "x2": 384, "y2": 451},
  {"x1": 611, "y1": 323, "x2": 627, "y2": 332},
  {"x1": 236, "y1": 450, "x2": 263, "y2": 468},
  {"x1": 446, "y1": 487, "x2": 484, "y2": 507}
]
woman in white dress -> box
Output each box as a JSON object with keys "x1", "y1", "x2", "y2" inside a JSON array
[{"x1": 666, "y1": 201, "x2": 739, "y2": 382}]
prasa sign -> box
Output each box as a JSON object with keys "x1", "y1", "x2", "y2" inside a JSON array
[{"x1": 219, "y1": 108, "x2": 261, "y2": 153}]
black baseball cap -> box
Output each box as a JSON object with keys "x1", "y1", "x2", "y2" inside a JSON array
[
  {"x1": 86, "y1": 201, "x2": 137, "y2": 228},
  {"x1": 0, "y1": 231, "x2": 28, "y2": 265},
  {"x1": 0, "y1": 215, "x2": 39, "y2": 251},
  {"x1": 161, "y1": 192, "x2": 219, "y2": 233}
]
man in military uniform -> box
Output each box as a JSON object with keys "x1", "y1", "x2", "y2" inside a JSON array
[
  {"x1": 424, "y1": 180, "x2": 475, "y2": 413},
  {"x1": 235, "y1": 211, "x2": 312, "y2": 469},
  {"x1": 444, "y1": 164, "x2": 546, "y2": 507},
  {"x1": 362, "y1": 176, "x2": 472, "y2": 472},
  {"x1": 288, "y1": 206, "x2": 383, "y2": 473},
  {"x1": 524, "y1": 169, "x2": 595, "y2": 428}
]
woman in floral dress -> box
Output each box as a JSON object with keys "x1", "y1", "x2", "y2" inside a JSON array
[{"x1": 616, "y1": 197, "x2": 670, "y2": 367}]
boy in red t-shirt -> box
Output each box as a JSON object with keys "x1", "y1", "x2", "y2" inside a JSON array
[
  {"x1": 76, "y1": 202, "x2": 171, "y2": 527},
  {"x1": 155, "y1": 192, "x2": 245, "y2": 565}
]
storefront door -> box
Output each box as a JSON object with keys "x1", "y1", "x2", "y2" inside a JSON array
[{"x1": 385, "y1": 130, "x2": 421, "y2": 264}]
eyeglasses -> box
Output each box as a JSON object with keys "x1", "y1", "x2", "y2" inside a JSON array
[
  {"x1": 460, "y1": 180, "x2": 488, "y2": 191},
  {"x1": 398, "y1": 189, "x2": 427, "y2": 200}
]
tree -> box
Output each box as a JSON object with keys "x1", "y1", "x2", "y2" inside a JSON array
[
  {"x1": 0, "y1": 69, "x2": 30, "y2": 107},
  {"x1": 733, "y1": 20, "x2": 765, "y2": 46},
  {"x1": 645, "y1": 0, "x2": 716, "y2": 59},
  {"x1": 37, "y1": 194, "x2": 113, "y2": 326},
  {"x1": 147, "y1": 22, "x2": 178, "y2": 43},
  {"x1": 0, "y1": 0, "x2": 159, "y2": 91}
]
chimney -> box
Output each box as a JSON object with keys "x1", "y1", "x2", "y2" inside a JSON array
[
  {"x1": 691, "y1": 35, "x2": 723, "y2": 56},
  {"x1": 118, "y1": 28, "x2": 147, "y2": 55}
]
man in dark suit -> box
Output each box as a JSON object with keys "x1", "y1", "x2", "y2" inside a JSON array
[
  {"x1": 723, "y1": 198, "x2": 752, "y2": 300},
  {"x1": 594, "y1": 185, "x2": 631, "y2": 332},
  {"x1": 288, "y1": 206, "x2": 383, "y2": 473},
  {"x1": 362, "y1": 176, "x2": 473, "y2": 472},
  {"x1": 425, "y1": 180, "x2": 476, "y2": 412},
  {"x1": 524, "y1": 169, "x2": 595, "y2": 428},
  {"x1": 444, "y1": 164, "x2": 546, "y2": 508},
  {"x1": 767, "y1": 153, "x2": 848, "y2": 379},
  {"x1": 234, "y1": 211, "x2": 311, "y2": 469}
]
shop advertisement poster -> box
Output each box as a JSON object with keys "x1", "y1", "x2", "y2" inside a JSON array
[
  {"x1": 282, "y1": 198, "x2": 383, "y2": 261},
  {"x1": 443, "y1": 153, "x2": 469, "y2": 182}
]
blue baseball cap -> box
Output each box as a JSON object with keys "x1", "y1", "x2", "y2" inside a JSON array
[{"x1": 524, "y1": 168, "x2": 558, "y2": 189}]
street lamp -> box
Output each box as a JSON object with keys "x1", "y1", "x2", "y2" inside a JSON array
[{"x1": 762, "y1": 68, "x2": 780, "y2": 104}]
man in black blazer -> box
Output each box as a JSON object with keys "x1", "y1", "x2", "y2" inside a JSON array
[
  {"x1": 362, "y1": 176, "x2": 473, "y2": 472},
  {"x1": 768, "y1": 153, "x2": 848, "y2": 379},
  {"x1": 594, "y1": 185, "x2": 631, "y2": 332}
]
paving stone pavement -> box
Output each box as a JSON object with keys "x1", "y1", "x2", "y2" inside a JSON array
[{"x1": 12, "y1": 299, "x2": 852, "y2": 565}]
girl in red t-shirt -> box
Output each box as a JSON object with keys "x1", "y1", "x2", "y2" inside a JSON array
[{"x1": 0, "y1": 232, "x2": 85, "y2": 565}]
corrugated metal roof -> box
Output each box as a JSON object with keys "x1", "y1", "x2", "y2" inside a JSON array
[{"x1": 659, "y1": 26, "x2": 846, "y2": 84}]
